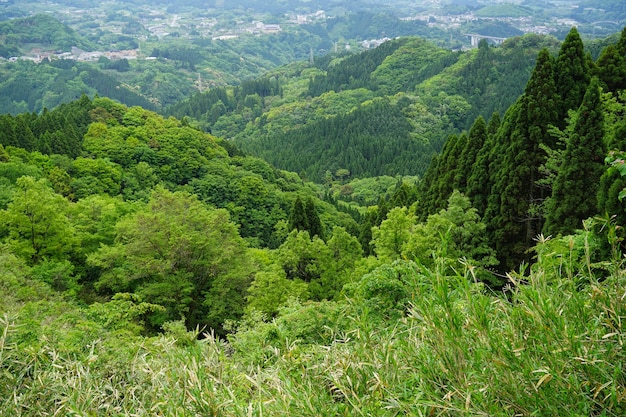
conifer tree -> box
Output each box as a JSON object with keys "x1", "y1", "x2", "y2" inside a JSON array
[
  {"x1": 455, "y1": 116, "x2": 487, "y2": 192},
  {"x1": 526, "y1": 48, "x2": 559, "y2": 151},
  {"x1": 484, "y1": 48, "x2": 560, "y2": 269},
  {"x1": 288, "y1": 196, "x2": 324, "y2": 239},
  {"x1": 358, "y1": 208, "x2": 377, "y2": 256},
  {"x1": 544, "y1": 78, "x2": 606, "y2": 236},
  {"x1": 596, "y1": 44, "x2": 626, "y2": 93},
  {"x1": 466, "y1": 113, "x2": 500, "y2": 217},
  {"x1": 486, "y1": 112, "x2": 500, "y2": 137},
  {"x1": 288, "y1": 196, "x2": 308, "y2": 232},
  {"x1": 305, "y1": 197, "x2": 324, "y2": 239},
  {"x1": 425, "y1": 133, "x2": 466, "y2": 217},
  {"x1": 555, "y1": 27, "x2": 589, "y2": 128}
]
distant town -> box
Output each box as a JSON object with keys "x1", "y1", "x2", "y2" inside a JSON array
[{"x1": 2, "y1": 0, "x2": 623, "y2": 64}]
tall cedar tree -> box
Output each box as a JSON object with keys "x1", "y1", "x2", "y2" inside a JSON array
[
  {"x1": 484, "y1": 48, "x2": 559, "y2": 269},
  {"x1": 415, "y1": 153, "x2": 440, "y2": 222},
  {"x1": 289, "y1": 196, "x2": 308, "y2": 232},
  {"x1": 466, "y1": 113, "x2": 499, "y2": 216},
  {"x1": 544, "y1": 78, "x2": 606, "y2": 236},
  {"x1": 596, "y1": 44, "x2": 626, "y2": 93},
  {"x1": 418, "y1": 133, "x2": 466, "y2": 220},
  {"x1": 304, "y1": 197, "x2": 324, "y2": 239},
  {"x1": 289, "y1": 196, "x2": 324, "y2": 239},
  {"x1": 455, "y1": 116, "x2": 488, "y2": 193},
  {"x1": 555, "y1": 27, "x2": 589, "y2": 128},
  {"x1": 595, "y1": 28, "x2": 626, "y2": 93}
]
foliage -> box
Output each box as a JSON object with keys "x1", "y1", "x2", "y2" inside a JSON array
[
  {"x1": 89, "y1": 187, "x2": 253, "y2": 332},
  {"x1": 544, "y1": 78, "x2": 607, "y2": 236},
  {"x1": 2, "y1": 223, "x2": 626, "y2": 416}
]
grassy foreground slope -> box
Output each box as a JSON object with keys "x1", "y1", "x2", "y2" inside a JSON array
[{"x1": 2, "y1": 231, "x2": 625, "y2": 415}]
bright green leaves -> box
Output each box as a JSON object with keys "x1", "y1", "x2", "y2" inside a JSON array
[
  {"x1": 371, "y1": 191, "x2": 497, "y2": 280},
  {"x1": 245, "y1": 264, "x2": 309, "y2": 318},
  {"x1": 372, "y1": 207, "x2": 414, "y2": 262},
  {"x1": 89, "y1": 187, "x2": 253, "y2": 331},
  {"x1": 0, "y1": 176, "x2": 76, "y2": 264}
]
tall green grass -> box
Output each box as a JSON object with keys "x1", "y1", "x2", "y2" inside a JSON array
[{"x1": 1, "y1": 228, "x2": 625, "y2": 415}]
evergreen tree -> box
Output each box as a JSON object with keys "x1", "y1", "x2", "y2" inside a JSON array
[
  {"x1": 544, "y1": 78, "x2": 606, "y2": 236},
  {"x1": 389, "y1": 181, "x2": 416, "y2": 209},
  {"x1": 555, "y1": 27, "x2": 589, "y2": 128},
  {"x1": 358, "y1": 207, "x2": 377, "y2": 256},
  {"x1": 526, "y1": 49, "x2": 559, "y2": 151},
  {"x1": 305, "y1": 197, "x2": 324, "y2": 239},
  {"x1": 288, "y1": 196, "x2": 308, "y2": 232},
  {"x1": 288, "y1": 196, "x2": 324, "y2": 239},
  {"x1": 421, "y1": 133, "x2": 466, "y2": 219},
  {"x1": 486, "y1": 112, "x2": 501, "y2": 137},
  {"x1": 455, "y1": 116, "x2": 488, "y2": 192},
  {"x1": 466, "y1": 113, "x2": 501, "y2": 217},
  {"x1": 595, "y1": 44, "x2": 626, "y2": 93},
  {"x1": 484, "y1": 48, "x2": 561, "y2": 269}
]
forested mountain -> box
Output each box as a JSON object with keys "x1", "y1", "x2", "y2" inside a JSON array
[
  {"x1": 0, "y1": 13, "x2": 94, "y2": 56},
  {"x1": 169, "y1": 34, "x2": 560, "y2": 182},
  {"x1": 2, "y1": 25, "x2": 626, "y2": 416}
]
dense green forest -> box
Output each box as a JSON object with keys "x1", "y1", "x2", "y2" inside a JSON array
[
  {"x1": 2, "y1": 27, "x2": 626, "y2": 416},
  {"x1": 169, "y1": 34, "x2": 561, "y2": 182}
]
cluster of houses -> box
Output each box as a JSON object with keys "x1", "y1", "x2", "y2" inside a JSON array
[{"x1": 4, "y1": 47, "x2": 139, "y2": 64}]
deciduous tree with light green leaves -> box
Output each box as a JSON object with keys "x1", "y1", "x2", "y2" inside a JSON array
[
  {"x1": 89, "y1": 187, "x2": 253, "y2": 332},
  {"x1": 0, "y1": 176, "x2": 76, "y2": 265}
]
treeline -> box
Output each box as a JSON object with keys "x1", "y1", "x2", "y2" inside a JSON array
[
  {"x1": 0, "y1": 95, "x2": 92, "y2": 157},
  {"x1": 417, "y1": 27, "x2": 626, "y2": 270}
]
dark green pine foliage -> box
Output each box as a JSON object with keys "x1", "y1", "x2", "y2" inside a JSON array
[
  {"x1": 466, "y1": 112, "x2": 501, "y2": 217},
  {"x1": 596, "y1": 44, "x2": 626, "y2": 93},
  {"x1": 484, "y1": 48, "x2": 561, "y2": 269},
  {"x1": 431, "y1": 133, "x2": 467, "y2": 215},
  {"x1": 415, "y1": 154, "x2": 439, "y2": 222},
  {"x1": 485, "y1": 101, "x2": 530, "y2": 269},
  {"x1": 0, "y1": 95, "x2": 93, "y2": 157},
  {"x1": 289, "y1": 196, "x2": 308, "y2": 232},
  {"x1": 289, "y1": 196, "x2": 324, "y2": 239},
  {"x1": 526, "y1": 49, "x2": 559, "y2": 150},
  {"x1": 595, "y1": 28, "x2": 626, "y2": 93},
  {"x1": 304, "y1": 197, "x2": 324, "y2": 239},
  {"x1": 389, "y1": 181, "x2": 418, "y2": 209},
  {"x1": 358, "y1": 209, "x2": 377, "y2": 256},
  {"x1": 486, "y1": 112, "x2": 501, "y2": 137},
  {"x1": 455, "y1": 116, "x2": 488, "y2": 192},
  {"x1": 555, "y1": 27, "x2": 590, "y2": 128},
  {"x1": 544, "y1": 78, "x2": 606, "y2": 236}
]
